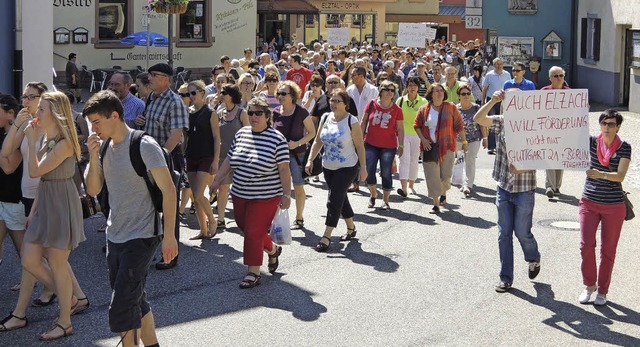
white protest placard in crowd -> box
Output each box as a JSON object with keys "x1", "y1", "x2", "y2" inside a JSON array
[
  {"x1": 397, "y1": 23, "x2": 428, "y2": 48},
  {"x1": 503, "y1": 89, "x2": 590, "y2": 170},
  {"x1": 327, "y1": 28, "x2": 350, "y2": 46},
  {"x1": 425, "y1": 27, "x2": 437, "y2": 41}
]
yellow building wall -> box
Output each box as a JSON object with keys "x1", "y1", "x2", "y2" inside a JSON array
[{"x1": 385, "y1": 0, "x2": 438, "y2": 15}]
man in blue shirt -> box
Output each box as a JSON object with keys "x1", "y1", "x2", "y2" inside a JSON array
[{"x1": 503, "y1": 62, "x2": 536, "y2": 91}]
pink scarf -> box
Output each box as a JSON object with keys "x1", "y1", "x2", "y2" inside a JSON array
[{"x1": 596, "y1": 133, "x2": 622, "y2": 167}]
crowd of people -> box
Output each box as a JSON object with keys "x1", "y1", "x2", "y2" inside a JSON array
[{"x1": 0, "y1": 37, "x2": 632, "y2": 345}]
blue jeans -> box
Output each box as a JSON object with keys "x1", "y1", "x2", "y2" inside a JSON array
[
  {"x1": 485, "y1": 98, "x2": 502, "y2": 151},
  {"x1": 496, "y1": 186, "x2": 540, "y2": 283},
  {"x1": 365, "y1": 143, "x2": 396, "y2": 190}
]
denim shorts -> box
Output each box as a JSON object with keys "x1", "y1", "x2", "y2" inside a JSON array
[
  {"x1": 107, "y1": 236, "x2": 161, "y2": 333},
  {"x1": 289, "y1": 152, "x2": 306, "y2": 186}
]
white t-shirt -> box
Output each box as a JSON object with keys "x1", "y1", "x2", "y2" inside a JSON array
[
  {"x1": 427, "y1": 106, "x2": 439, "y2": 141},
  {"x1": 20, "y1": 136, "x2": 40, "y2": 199}
]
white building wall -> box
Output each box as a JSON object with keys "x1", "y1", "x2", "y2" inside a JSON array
[{"x1": 21, "y1": 0, "x2": 54, "y2": 88}]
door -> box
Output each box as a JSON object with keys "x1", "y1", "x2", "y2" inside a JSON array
[{"x1": 622, "y1": 28, "x2": 634, "y2": 106}]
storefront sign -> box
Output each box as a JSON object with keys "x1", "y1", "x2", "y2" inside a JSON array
[
  {"x1": 503, "y1": 89, "x2": 590, "y2": 170},
  {"x1": 214, "y1": 0, "x2": 253, "y2": 34},
  {"x1": 327, "y1": 27, "x2": 349, "y2": 46},
  {"x1": 53, "y1": 0, "x2": 92, "y2": 6},
  {"x1": 321, "y1": 2, "x2": 360, "y2": 10}
]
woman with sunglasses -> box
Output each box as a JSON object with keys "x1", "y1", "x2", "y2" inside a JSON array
[
  {"x1": 1, "y1": 84, "x2": 89, "y2": 329},
  {"x1": 184, "y1": 80, "x2": 221, "y2": 239},
  {"x1": 237, "y1": 73, "x2": 255, "y2": 109},
  {"x1": 306, "y1": 88, "x2": 367, "y2": 252},
  {"x1": 396, "y1": 77, "x2": 428, "y2": 197},
  {"x1": 578, "y1": 109, "x2": 631, "y2": 306},
  {"x1": 361, "y1": 80, "x2": 404, "y2": 210},
  {"x1": 258, "y1": 72, "x2": 280, "y2": 111},
  {"x1": 456, "y1": 83, "x2": 487, "y2": 197},
  {"x1": 213, "y1": 84, "x2": 249, "y2": 230},
  {"x1": 414, "y1": 83, "x2": 466, "y2": 214},
  {"x1": 210, "y1": 97, "x2": 291, "y2": 288},
  {"x1": 302, "y1": 76, "x2": 325, "y2": 112},
  {"x1": 273, "y1": 81, "x2": 316, "y2": 230}
]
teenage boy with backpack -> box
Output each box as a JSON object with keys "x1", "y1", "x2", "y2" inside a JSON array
[{"x1": 83, "y1": 90, "x2": 177, "y2": 347}]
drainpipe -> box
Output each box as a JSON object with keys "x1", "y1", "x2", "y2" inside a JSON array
[
  {"x1": 0, "y1": 1, "x2": 16, "y2": 95},
  {"x1": 570, "y1": 0, "x2": 578, "y2": 87}
]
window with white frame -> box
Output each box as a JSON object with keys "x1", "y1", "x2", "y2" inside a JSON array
[{"x1": 580, "y1": 16, "x2": 601, "y2": 63}]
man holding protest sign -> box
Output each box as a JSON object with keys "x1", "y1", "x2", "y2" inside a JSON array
[
  {"x1": 541, "y1": 66, "x2": 571, "y2": 199},
  {"x1": 481, "y1": 58, "x2": 511, "y2": 155},
  {"x1": 474, "y1": 89, "x2": 541, "y2": 293}
]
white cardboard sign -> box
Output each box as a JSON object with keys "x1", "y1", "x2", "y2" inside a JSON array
[
  {"x1": 502, "y1": 89, "x2": 590, "y2": 170},
  {"x1": 398, "y1": 23, "x2": 429, "y2": 47},
  {"x1": 327, "y1": 28, "x2": 350, "y2": 46}
]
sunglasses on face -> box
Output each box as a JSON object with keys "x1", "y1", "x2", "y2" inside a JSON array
[
  {"x1": 247, "y1": 110, "x2": 266, "y2": 117},
  {"x1": 512, "y1": 69, "x2": 523, "y2": 73},
  {"x1": 552, "y1": 74, "x2": 565, "y2": 78},
  {"x1": 329, "y1": 99, "x2": 344, "y2": 104},
  {"x1": 600, "y1": 121, "x2": 618, "y2": 128},
  {"x1": 276, "y1": 92, "x2": 290, "y2": 96},
  {"x1": 459, "y1": 92, "x2": 471, "y2": 96},
  {"x1": 266, "y1": 79, "x2": 278, "y2": 82},
  {"x1": 311, "y1": 84, "x2": 321, "y2": 88},
  {"x1": 326, "y1": 81, "x2": 339, "y2": 85},
  {"x1": 380, "y1": 88, "x2": 395, "y2": 93},
  {"x1": 150, "y1": 72, "x2": 169, "y2": 78},
  {"x1": 21, "y1": 94, "x2": 40, "y2": 101}
]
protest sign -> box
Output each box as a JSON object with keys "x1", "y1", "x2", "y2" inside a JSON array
[
  {"x1": 503, "y1": 89, "x2": 590, "y2": 170},
  {"x1": 397, "y1": 23, "x2": 428, "y2": 47},
  {"x1": 327, "y1": 27, "x2": 349, "y2": 46},
  {"x1": 425, "y1": 27, "x2": 437, "y2": 41}
]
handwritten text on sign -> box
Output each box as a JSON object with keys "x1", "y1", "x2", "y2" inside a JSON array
[
  {"x1": 503, "y1": 89, "x2": 590, "y2": 170},
  {"x1": 327, "y1": 28, "x2": 350, "y2": 46},
  {"x1": 397, "y1": 23, "x2": 429, "y2": 48}
]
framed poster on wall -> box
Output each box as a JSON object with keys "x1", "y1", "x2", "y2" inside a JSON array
[{"x1": 497, "y1": 36, "x2": 534, "y2": 67}]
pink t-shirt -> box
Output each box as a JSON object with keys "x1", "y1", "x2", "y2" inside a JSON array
[{"x1": 363, "y1": 100, "x2": 403, "y2": 149}]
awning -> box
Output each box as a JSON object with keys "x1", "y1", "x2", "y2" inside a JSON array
[
  {"x1": 439, "y1": 4, "x2": 465, "y2": 19},
  {"x1": 257, "y1": 0, "x2": 318, "y2": 14}
]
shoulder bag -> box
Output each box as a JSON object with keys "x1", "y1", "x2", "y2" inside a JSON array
[{"x1": 422, "y1": 105, "x2": 441, "y2": 163}]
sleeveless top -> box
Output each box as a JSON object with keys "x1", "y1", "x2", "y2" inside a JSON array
[
  {"x1": 218, "y1": 104, "x2": 244, "y2": 162},
  {"x1": 186, "y1": 105, "x2": 215, "y2": 159},
  {"x1": 273, "y1": 104, "x2": 309, "y2": 154},
  {"x1": 319, "y1": 113, "x2": 359, "y2": 170},
  {"x1": 0, "y1": 130, "x2": 22, "y2": 203}
]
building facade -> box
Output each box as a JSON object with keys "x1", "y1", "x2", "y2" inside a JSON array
[
  {"x1": 576, "y1": 0, "x2": 640, "y2": 111},
  {"x1": 482, "y1": 0, "x2": 575, "y2": 89}
]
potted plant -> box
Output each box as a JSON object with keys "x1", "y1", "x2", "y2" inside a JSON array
[{"x1": 146, "y1": 0, "x2": 190, "y2": 14}]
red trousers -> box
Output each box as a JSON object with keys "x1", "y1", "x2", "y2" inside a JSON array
[
  {"x1": 579, "y1": 198, "x2": 626, "y2": 295},
  {"x1": 232, "y1": 195, "x2": 279, "y2": 266}
]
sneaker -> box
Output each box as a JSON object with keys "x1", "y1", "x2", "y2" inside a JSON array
[
  {"x1": 462, "y1": 186, "x2": 471, "y2": 197},
  {"x1": 439, "y1": 195, "x2": 447, "y2": 205},
  {"x1": 578, "y1": 285, "x2": 597, "y2": 304},
  {"x1": 397, "y1": 188, "x2": 407, "y2": 198},
  {"x1": 594, "y1": 293, "x2": 607, "y2": 306},
  {"x1": 495, "y1": 281, "x2": 512, "y2": 293},
  {"x1": 488, "y1": 149, "x2": 496, "y2": 155},
  {"x1": 553, "y1": 188, "x2": 561, "y2": 197},
  {"x1": 545, "y1": 188, "x2": 554, "y2": 199},
  {"x1": 528, "y1": 260, "x2": 540, "y2": 279},
  {"x1": 429, "y1": 205, "x2": 440, "y2": 214}
]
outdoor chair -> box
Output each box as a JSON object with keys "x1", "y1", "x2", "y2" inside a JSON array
[{"x1": 90, "y1": 69, "x2": 107, "y2": 92}]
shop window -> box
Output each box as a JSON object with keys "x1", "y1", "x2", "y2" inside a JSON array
[
  {"x1": 580, "y1": 16, "x2": 601, "y2": 63},
  {"x1": 351, "y1": 15, "x2": 363, "y2": 28},
  {"x1": 97, "y1": 0, "x2": 130, "y2": 41},
  {"x1": 176, "y1": 0, "x2": 212, "y2": 47},
  {"x1": 326, "y1": 14, "x2": 344, "y2": 28},
  {"x1": 305, "y1": 15, "x2": 315, "y2": 27}
]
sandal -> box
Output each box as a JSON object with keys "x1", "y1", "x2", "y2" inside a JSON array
[
  {"x1": 239, "y1": 272, "x2": 261, "y2": 289},
  {"x1": 314, "y1": 236, "x2": 331, "y2": 252},
  {"x1": 340, "y1": 227, "x2": 357, "y2": 241},
  {"x1": 368, "y1": 196, "x2": 376, "y2": 208},
  {"x1": 268, "y1": 245, "x2": 283, "y2": 274},
  {"x1": 291, "y1": 219, "x2": 304, "y2": 230},
  {"x1": 32, "y1": 293, "x2": 57, "y2": 307},
  {"x1": 209, "y1": 192, "x2": 217, "y2": 205},
  {"x1": 380, "y1": 202, "x2": 390, "y2": 211},
  {"x1": 70, "y1": 297, "x2": 90, "y2": 316},
  {"x1": 216, "y1": 220, "x2": 226, "y2": 229},
  {"x1": 439, "y1": 195, "x2": 447, "y2": 206},
  {"x1": 39, "y1": 323, "x2": 73, "y2": 341},
  {"x1": 189, "y1": 204, "x2": 196, "y2": 215},
  {"x1": 0, "y1": 312, "x2": 28, "y2": 332},
  {"x1": 178, "y1": 212, "x2": 185, "y2": 221}
]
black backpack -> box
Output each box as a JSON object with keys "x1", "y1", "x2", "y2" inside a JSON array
[{"x1": 98, "y1": 130, "x2": 179, "y2": 233}]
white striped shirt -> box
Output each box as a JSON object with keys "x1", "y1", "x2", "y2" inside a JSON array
[
  {"x1": 229, "y1": 126, "x2": 289, "y2": 199},
  {"x1": 583, "y1": 136, "x2": 632, "y2": 204}
]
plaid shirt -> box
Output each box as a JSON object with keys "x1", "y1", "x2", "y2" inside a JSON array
[
  {"x1": 143, "y1": 88, "x2": 189, "y2": 147},
  {"x1": 492, "y1": 116, "x2": 536, "y2": 193}
]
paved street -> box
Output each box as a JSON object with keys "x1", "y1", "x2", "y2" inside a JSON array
[{"x1": 1, "y1": 109, "x2": 639, "y2": 346}]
